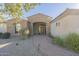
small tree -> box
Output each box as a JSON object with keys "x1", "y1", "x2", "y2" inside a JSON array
[
  {"x1": 0, "y1": 3, "x2": 39, "y2": 39},
  {"x1": 19, "y1": 28, "x2": 30, "y2": 40}
]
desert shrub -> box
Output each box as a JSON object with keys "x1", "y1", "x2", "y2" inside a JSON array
[
  {"x1": 2, "y1": 32, "x2": 11, "y2": 39},
  {"x1": 0, "y1": 33, "x2": 3, "y2": 38},
  {"x1": 64, "y1": 33, "x2": 79, "y2": 52},
  {"x1": 53, "y1": 36, "x2": 64, "y2": 46},
  {"x1": 19, "y1": 28, "x2": 30, "y2": 40}
]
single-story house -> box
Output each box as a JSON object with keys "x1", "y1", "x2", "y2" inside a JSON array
[
  {"x1": 1, "y1": 9, "x2": 79, "y2": 37},
  {"x1": 0, "y1": 13, "x2": 52, "y2": 36},
  {"x1": 50, "y1": 9, "x2": 79, "y2": 37}
]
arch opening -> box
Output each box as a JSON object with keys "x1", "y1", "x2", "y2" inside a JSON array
[{"x1": 33, "y1": 22, "x2": 46, "y2": 35}]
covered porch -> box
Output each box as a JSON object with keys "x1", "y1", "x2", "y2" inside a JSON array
[{"x1": 33, "y1": 22, "x2": 46, "y2": 35}]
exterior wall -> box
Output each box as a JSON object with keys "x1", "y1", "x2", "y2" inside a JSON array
[
  {"x1": 51, "y1": 14, "x2": 79, "y2": 37},
  {"x1": 28, "y1": 13, "x2": 51, "y2": 35}
]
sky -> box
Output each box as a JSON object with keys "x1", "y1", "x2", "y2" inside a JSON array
[
  {"x1": 21, "y1": 3, "x2": 79, "y2": 20},
  {"x1": 2, "y1": 3, "x2": 79, "y2": 20}
]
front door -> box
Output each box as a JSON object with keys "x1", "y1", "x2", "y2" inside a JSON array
[
  {"x1": 33, "y1": 22, "x2": 46, "y2": 35},
  {"x1": 39, "y1": 25, "x2": 46, "y2": 35}
]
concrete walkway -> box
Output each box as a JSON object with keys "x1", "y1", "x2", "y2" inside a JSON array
[{"x1": 0, "y1": 35, "x2": 79, "y2": 56}]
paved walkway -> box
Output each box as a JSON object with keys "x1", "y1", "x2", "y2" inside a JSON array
[{"x1": 0, "y1": 35, "x2": 79, "y2": 56}]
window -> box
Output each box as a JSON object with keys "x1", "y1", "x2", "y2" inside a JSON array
[
  {"x1": 56, "y1": 22, "x2": 60, "y2": 26},
  {"x1": 15, "y1": 23, "x2": 21, "y2": 33},
  {"x1": 0, "y1": 23, "x2": 7, "y2": 33}
]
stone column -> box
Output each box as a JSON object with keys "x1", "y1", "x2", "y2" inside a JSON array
[
  {"x1": 46, "y1": 23, "x2": 49, "y2": 35},
  {"x1": 31, "y1": 23, "x2": 33, "y2": 35},
  {"x1": 46, "y1": 23, "x2": 47, "y2": 35},
  {"x1": 46, "y1": 22, "x2": 51, "y2": 35}
]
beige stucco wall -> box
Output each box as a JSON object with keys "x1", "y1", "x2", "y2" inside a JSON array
[
  {"x1": 28, "y1": 13, "x2": 52, "y2": 34},
  {"x1": 51, "y1": 14, "x2": 79, "y2": 37}
]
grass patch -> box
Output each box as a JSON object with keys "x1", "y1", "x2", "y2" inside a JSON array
[
  {"x1": 64, "y1": 33, "x2": 79, "y2": 52},
  {"x1": 53, "y1": 36, "x2": 64, "y2": 46}
]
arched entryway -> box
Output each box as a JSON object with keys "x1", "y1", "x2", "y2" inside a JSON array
[{"x1": 33, "y1": 22, "x2": 46, "y2": 35}]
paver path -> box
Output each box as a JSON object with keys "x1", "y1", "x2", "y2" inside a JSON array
[{"x1": 0, "y1": 35, "x2": 79, "y2": 56}]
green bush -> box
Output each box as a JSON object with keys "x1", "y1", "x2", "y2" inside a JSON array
[
  {"x1": 53, "y1": 36, "x2": 64, "y2": 46},
  {"x1": 52, "y1": 33, "x2": 79, "y2": 53},
  {"x1": 0, "y1": 32, "x2": 11, "y2": 39},
  {"x1": 19, "y1": 28, "x2": 30, "y2": 40},
  {"x1": 64, "y1": 33, "x2": 79, "y2": 52},
  {"x1": 2, "y1": 32, "x2": 11, "y2": 39},
  {"x1": 0, "y1": 33, "x2": 3, "y2": 38}
]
